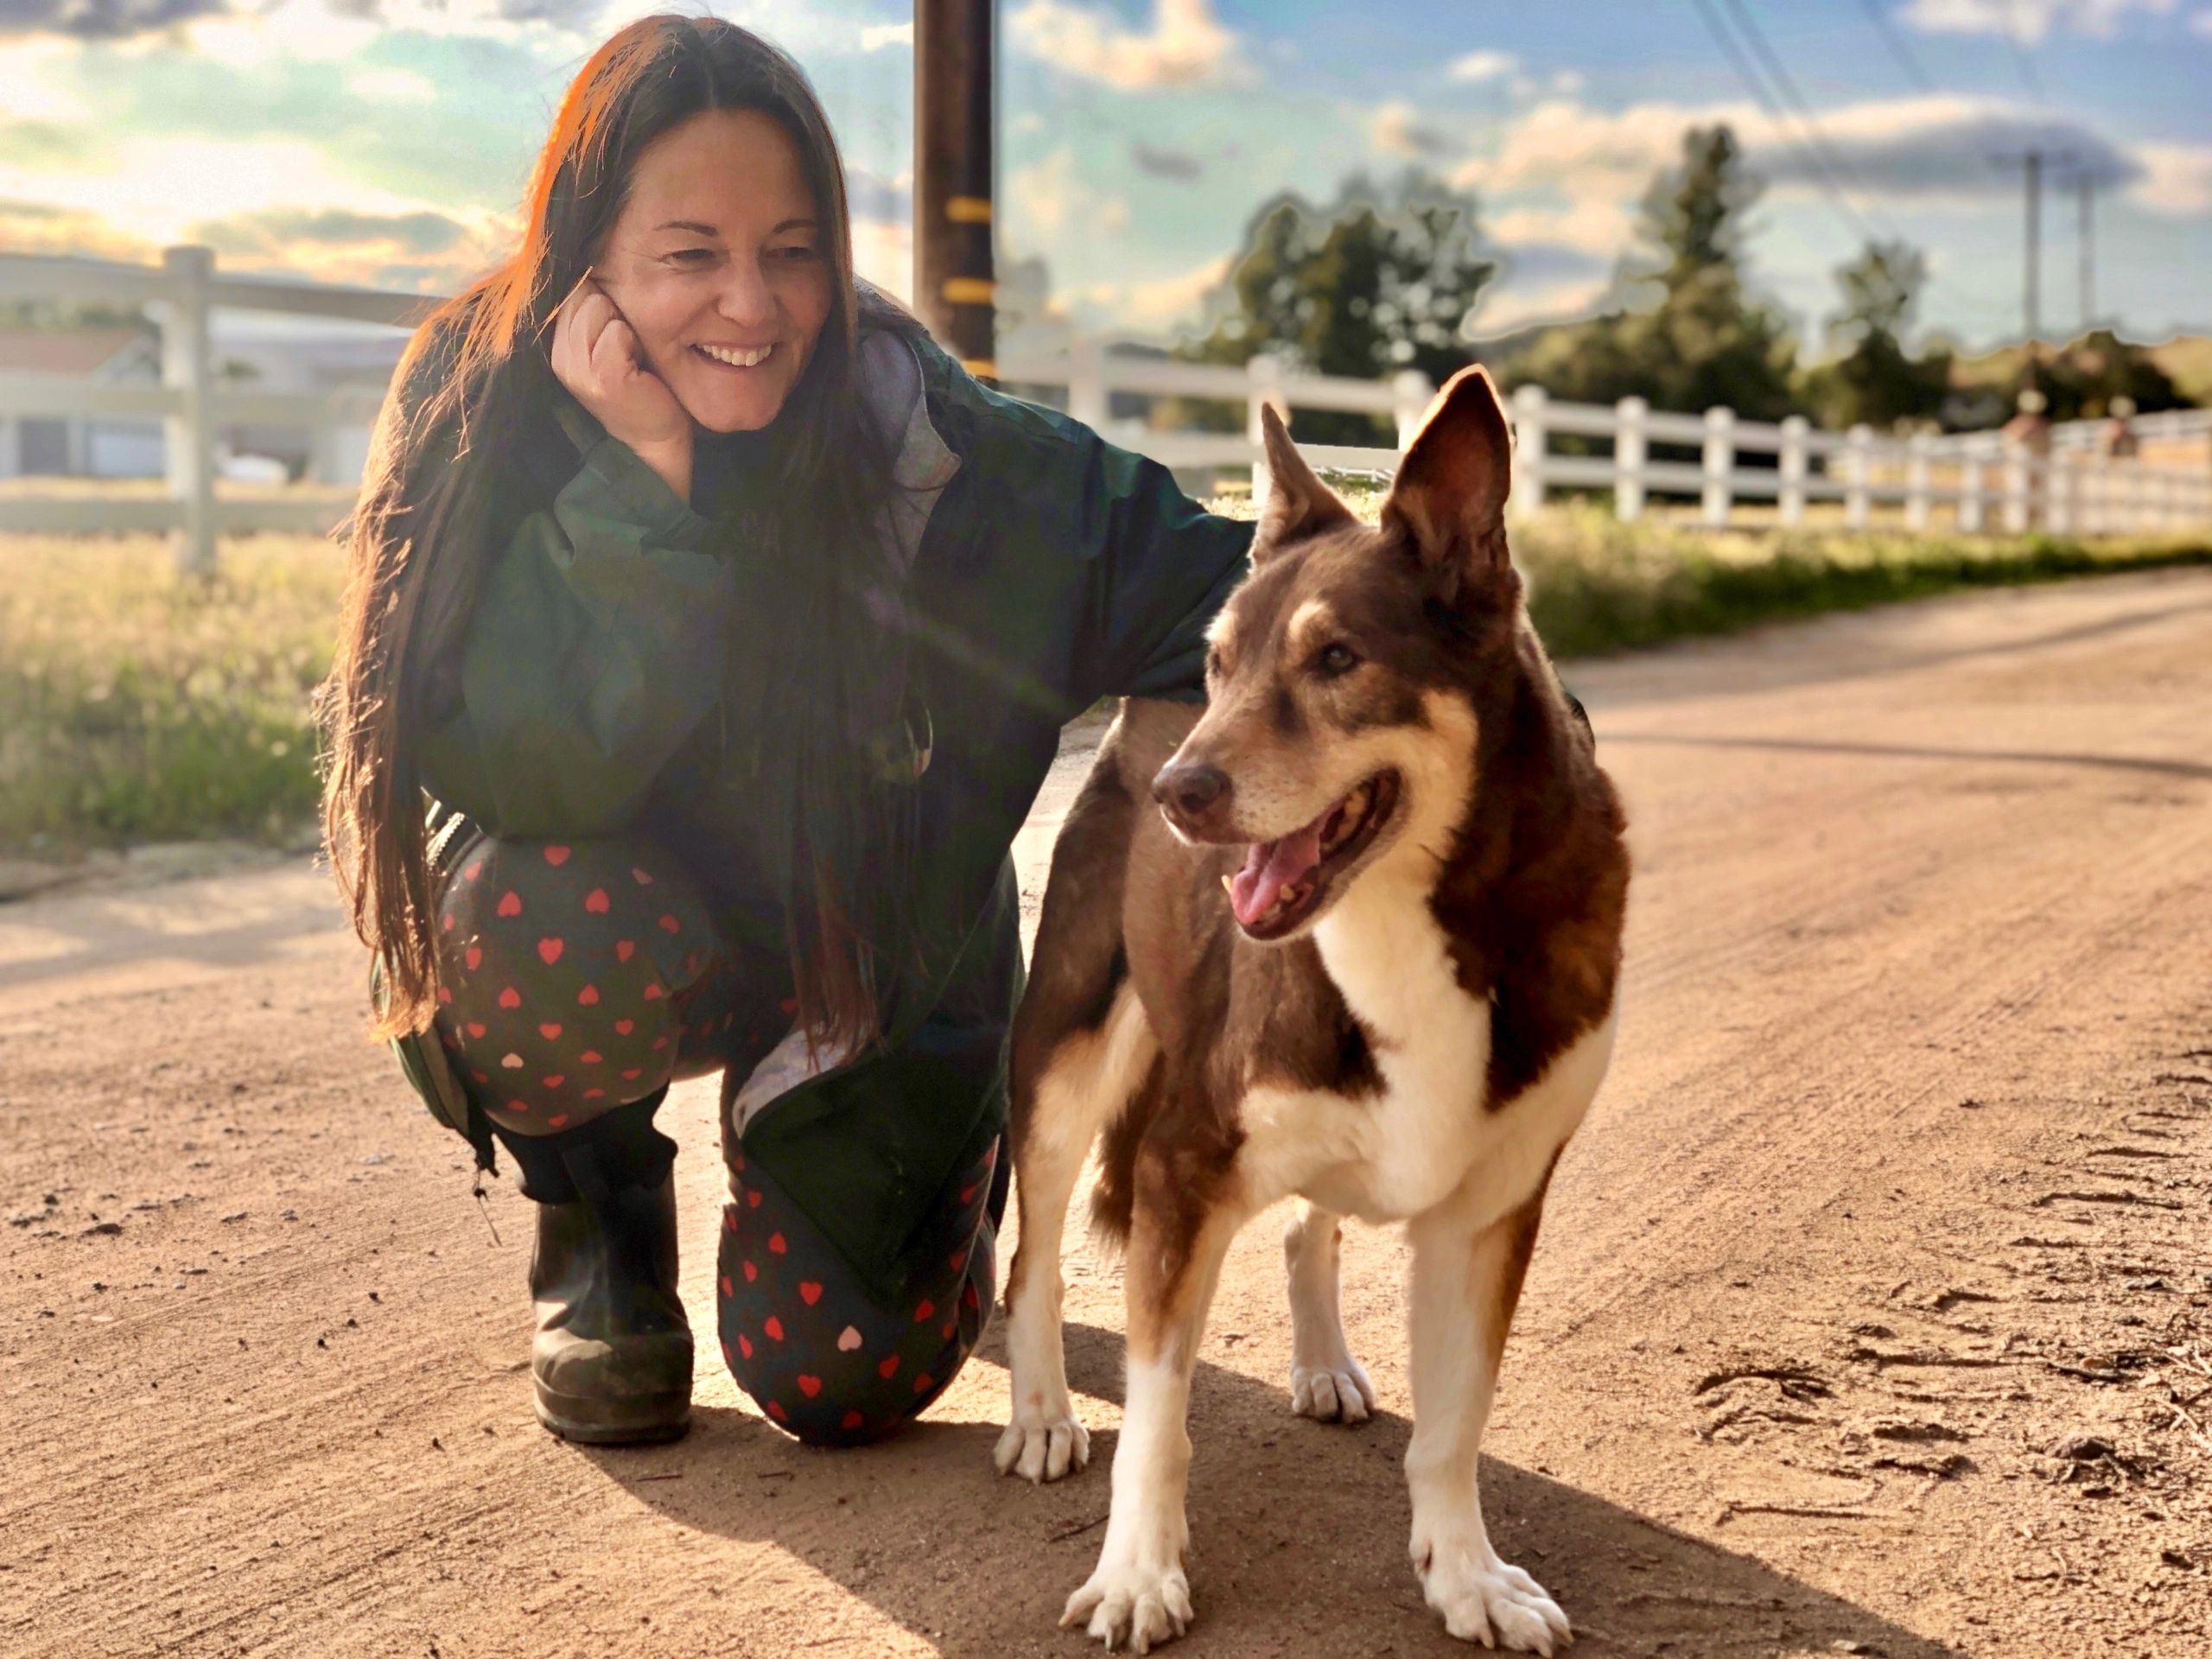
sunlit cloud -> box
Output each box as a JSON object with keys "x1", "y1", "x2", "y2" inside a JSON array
[
  {"x1": 1898, "y1": 0, "x2": 2176, "y2": 42},
  {"x1": 1008, "y1": 145, "x2": 1130, "y2": 238},
  {"x1": 1007, "y1": 0, "x2": 1244, "y2": 91},
  {"x1": 1367, "y1": 99, "x2": 1452, "y2": 160},
  {"x1": 2132, "y1": 141, "x2": 2212, "y2": 213},
  {"x1": 1446, "y1": 49, "x2": 1516, "y2": 83}
]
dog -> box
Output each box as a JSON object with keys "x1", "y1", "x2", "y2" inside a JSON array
[{"x1": 994, "y1": 366, "x2": 1630, "y2": 1653}]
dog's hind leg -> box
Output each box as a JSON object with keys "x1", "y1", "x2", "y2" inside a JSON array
[
  {"x1": 1402, "y1": 1179, "x2": 1571, "y2": 1654},
  {"x1": 1283, "y1": 1200, "x2": 1376, "y2": 1424},
  {"x1": 996, "y1": 982, "x2": 1155, "y2": 1482}
]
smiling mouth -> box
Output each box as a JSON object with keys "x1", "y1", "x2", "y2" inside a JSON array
[
  {"x1": 694, "y1": 342, "x2": 776, "y2": 369},
  {"x1": 1224, "y1": 770, "x2": 1402, "y2": 940}
]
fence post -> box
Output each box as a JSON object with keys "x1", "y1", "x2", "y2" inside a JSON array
[
  {"x1": 1700, "y1": 405, "x2": 1735, "y2": 529},
  {"x1": 1959, "y1": 439, "x2": 1986, "y2": 534},
  {"x1": 2048, "y1": 452, "x2": 2077, "y2": 536},
  {"x1": 1777, "y1": 414, "x2": 1808, "y2": 528},
  {"x1": 2002, "y1": 435, "x2": 2031, "y2": 534},
  {"x1": 160, "y1": 245, "x2": 219, "y2": 578},
  {"x1": 1614, "y1": 396, "x2": 1647, "y2": 523},
  {"x1": 1066, "y1": 334, "x2": 1108, "y2": 430},
  {"x1": 1509, "y1": 384, "x2": 1547, "y2": 520},
  {"x1": 1246, "y1": 353, "x2": 1283, "y2": 513},
  {"x1": 1904, "y1": 431, "x2": 1932, "y2": 532},
  {"x1": 1390, "y1": 369, "x2": 1433, "y2": 454},
  {"x1": 1845, "y1": 424, "x2": 1873, "y2": 530}
]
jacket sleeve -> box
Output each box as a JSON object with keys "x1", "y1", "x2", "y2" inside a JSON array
[{"x1": 414, "y1": 427, "x2": 738, "y2": 839}]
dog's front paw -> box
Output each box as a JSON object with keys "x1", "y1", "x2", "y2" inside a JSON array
[
  {"x1": 1061, "y1": 1555, "x2": 1192, "y2": 1653},
  {"x1": 1289, "y1": 1357, "x2": 1376, "y2": 1423},
  {"x1": 1412, "y1": 1525, "x2": 1571, "y2": 1653},
  {"x1": 993, "y1": 1404, "x2": 1090, "y2": 1483}
]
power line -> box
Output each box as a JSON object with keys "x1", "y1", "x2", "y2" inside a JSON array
[
  {"x1": 1857, "y1": 0, "x2": 1939, "y2": 93},
  {"x1": 1723, "y1": 0, "x2": 1901, "y2": 223}
]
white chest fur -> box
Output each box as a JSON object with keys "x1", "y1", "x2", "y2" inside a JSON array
[{"x1": 1235, "y1": 863, "x2": 1615, "y2": 1229}]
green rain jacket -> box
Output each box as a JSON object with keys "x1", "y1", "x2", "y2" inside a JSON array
[{"x1": 398, "y1": 323, "x2": 1252, "y2": 1305}]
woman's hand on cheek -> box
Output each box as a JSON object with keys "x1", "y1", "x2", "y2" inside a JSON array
[{"x1": 551, "y1": 275, "x2": 694, "y2": 502}]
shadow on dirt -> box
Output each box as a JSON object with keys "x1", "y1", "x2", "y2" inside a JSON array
[{"x1": 575, "y1": 1319, "x2": 1961, "y2": 1659}]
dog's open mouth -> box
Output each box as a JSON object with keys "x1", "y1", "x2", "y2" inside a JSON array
[{"x1": 1226, "y1": 770, "x2": 1401, "y2": 940}]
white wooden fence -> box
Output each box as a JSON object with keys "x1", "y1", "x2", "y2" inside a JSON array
[{"x1": 3, "y1": 246, "x2": 2209, "y2": 575}]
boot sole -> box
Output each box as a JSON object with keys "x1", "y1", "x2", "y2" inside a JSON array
[{"x1": 534, "y1": 1381, "x2": 692, "y2": 1446}]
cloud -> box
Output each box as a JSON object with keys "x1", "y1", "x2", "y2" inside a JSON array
[
  {"x1": 1490, "y1": 200, "x2": 1636, "y2": 258},
  {"x1": 860, "y1": 20, "x2": 910, "y2": 50},
  {"x1": 845, "y1": 166, "x2": 912, "y2": 222},
  {"x1": 0, "y1": 195, "x2": 156, "y2": 259},
  {"x1": 0, "y1": 0, "x2": 229, "y2": 38},
  {"x1": 2132, "y1": 143, "x2": 2212, "y2": 214},
  {"x1": 1368, "y1": 99, "x2": 1451, "y2": 160},
  {"x1": 2193, "y1": 5, "x2": 2212, "y2": 31},
  {"x1": 1473, "y1": 274, "x2": 1610, "y2": 334},
  {"x1": 1007, "y1": 0, "x2": 1243, "y2": 91},
  {"x1": 1067, "y1": 252, "x2": 1231, "y2": 328},
  {"x1": 1131, "y1": 140, "x2": 1205, "y2": 182},
  {"x1": 1446, "y1": 48, "x2": 1516, "y2": 83},
  {"x1": 1454, "y1": 92, "x2": 2140, "y2": 210},
  {"x1": 1898, "y1": 0, "x2": 2176, "y2": 42},
  {"x1": 1007, "y1": 145, "x2": 1130, "y2": 238},
  {"x1": 182, "y1": 203, "x2": 512, "y2": 286}
]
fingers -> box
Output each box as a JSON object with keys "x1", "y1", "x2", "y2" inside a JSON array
[
  {"x1": 550, "y1": 276, "x2": 618, "y2": 393},
  {"x1": 587, "y1": 312, "x2": 645, "y2": 389}
]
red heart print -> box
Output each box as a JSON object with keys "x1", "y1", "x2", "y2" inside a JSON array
[
  {"x1": 768, "y1": 1232, "x2": 788, "y2": 1255},
  {"x1": 962, "y1": 1281, "x2": 981, "y2": 1313},
  {"x1": 613, "y1": 1019, "x2": 634, "y2": 1036},
  {"x1": 542, "y1": 1075, "x2": 564, "y2": 1089},
  {"x1": 764, "y1": 1315, "x2": 785, "y2": 1341},
  {"x1": 463, "y1": 946, "x2": 482, "y2": 972},
  {"x1": 547, "y1": 1115, "x2": 569, "y2": 1129},
  {"x1": 496, "y1": 892, "x2": 522, "y2": 918},
  {"x1": 747, "y1": 1190, "x2": 762, "y2": 1210},
  {"x1": 498, "y1": 987, "x2": 521, "y2": 1010},
  {"x1": 658, "y1": 913, "x2": 681, "y2": 934},
  {"x1": 642, "y1": 984, "x2": 664, "y2": 1002},
  {"x1": 584, "y1": 888, "x2": 610, "y2": 914},
  {"x1": 437, "y1": 988, "x2": 454, "y2": 1006},
  {"x1": 912, "y1": 1299, "x2": 935, "y2": 1322},
  {"x1": 505, "y1": 1099, "x2": 528, "y2": 1113},
  {"x1": 765, "y1": 1400, "x2": 787, "y2": 1423},
  {"x1": 796, "y1": 1375, "x2": 822, "y2": 1399},
  {"x1": 842, "y1": 1409, "x2": 865, "y2": 1432},
  {"x1": 632, "y1": 867, "x2": 654, "y2": 886},
  {"x1": 577, "y1": 985, "x2": 600, "y2": 1006},
  {"x1": 912, "y1": 1373, "x2": 933, "y2": 1395},
  {"x1": 537, "y1": 938, "x2": 563, "y2": 966},
  {"x1": 583, "y1": 1089, "x2": 605, "y2": 1101},
  {"x1": 500, "y1": 1053, "x2": 524, "y2": 1070},
  {"x1": 463, "y1": 861, "x2": 484, "y2": 883},
  {"x1": 651, "y1": 1035, "x2": 669, "y2": 1052},
  {"x1": 959, "y1": 1184, "x2": 977, "y2": 1205},
  {"x1": 738, "y1": 1333, "x2": 754, "y2": 1359},
  {"x1": 836, "y1": 1325, "x2": 862, "y2": 1351},
  {"x1": 442, "y1": 915, "x2": 454, "y2": 932},
  {"x1": 877, "y1": 1356, "x2": 900, "y2": 1379},
  {"x1": 466, "y1": 1022, "x2": 487, "y2": 1039},
  {"x1": 799, "y1": 1282, "x2": 823, "y2": 1306},
  {"x1": 742, "y1": 1259, "x2": 758, "y2": 1282},
  {"x1": 614, "y1": 940, "x2": 635, "y2": 963},
  {"x1": 720, "y1": 1275, "x2": 733, "y2": 1298},
  {"x1": 622, "y1": 1068, "x2": 642, "y2": 1081},
  {"x1": 941, "y1": 1322, "x2": 956, "y2": 1341},
  {"x1": 579, "y1": 1049, "x2": 601, "y2": 1065},
  {"x1": 950, "y1": 1249, "x2": 967, "y2": 1272},
  {"x1": 779, "y1": 997, "x2": 798, "y2": 1017},
  {"x1": 538, "y1": 1023, "x2": 562, "y2": 1040},
  {"x1": 543, "y1": 845, "x2": 571, "y2": 867}
]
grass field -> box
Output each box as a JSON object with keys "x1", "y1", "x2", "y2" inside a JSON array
[{"x1": 3, "y1": 510, "x2": 2207, "y2": 860}]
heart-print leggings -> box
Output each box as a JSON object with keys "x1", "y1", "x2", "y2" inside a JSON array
[{"x1": 410, "y1": 823, "x2": 1003, "y2": 1446}]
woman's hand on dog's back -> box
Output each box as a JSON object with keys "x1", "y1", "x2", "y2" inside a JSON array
[{"x1": 550, "y1": 274, "x2": 694, "y2": 502}]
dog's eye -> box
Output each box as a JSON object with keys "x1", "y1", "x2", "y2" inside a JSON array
[
  {"x1": 1316, "y1": 643, "x2": 1360, "y2": 678},
  {"x1": 1205, "y1": 646, "x2": 1224, "y2": 679}
]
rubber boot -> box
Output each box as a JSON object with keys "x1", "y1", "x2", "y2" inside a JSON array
[{"x1": 530, "y1": 1173, "x2": 694, "y2": 1444}]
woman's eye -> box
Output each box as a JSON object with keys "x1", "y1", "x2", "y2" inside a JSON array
[
  {"x1": 664, "y1": 248, "x2": 715, "y2": 266},
  {"x1": 1317, "y1": 643, "x2": 1359, "y2": 677},
  {"x1": 772, "y1": 244, "x2": 821, "y2": 263}
]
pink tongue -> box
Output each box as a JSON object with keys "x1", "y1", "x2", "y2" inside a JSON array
[{"x1": 1229, "y1": 823, "x2": 1325, "y2": 928}]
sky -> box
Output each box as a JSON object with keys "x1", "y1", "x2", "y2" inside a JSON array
[{"x1": 3, "y1": 0, "x2": 2210, "y2": 354}]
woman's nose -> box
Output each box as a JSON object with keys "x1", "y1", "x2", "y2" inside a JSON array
[{"x1": 715, "y1": 258, "x2": 778, "y2": 328}]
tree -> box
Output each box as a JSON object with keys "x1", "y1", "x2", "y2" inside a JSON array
[
  {"x1": 1803, "y1": 239, "x2": 1950, "y2": 430},
  {"x1": 2023, "y1": 329, "x2": 2185, "y2": 423},
  {"x1": 1181, "y1": 172, "x2": 1497, "y2": 442},
  {"x1": 1506, "y1": 125, "x2": 1799, "y2": 421}
]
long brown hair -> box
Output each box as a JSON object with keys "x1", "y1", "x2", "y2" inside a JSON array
[{"x1": 321, "y1": 15, "x2": 914, "y2": 1052}]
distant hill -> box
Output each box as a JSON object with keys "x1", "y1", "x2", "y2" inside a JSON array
[{"x1": 1948, "y1": 334, "x2": 2211, "y2": 407}]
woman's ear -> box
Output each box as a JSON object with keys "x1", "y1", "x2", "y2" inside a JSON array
[{"x1": 1253, "y1": 400, "x2": 1357, "y2": 561}]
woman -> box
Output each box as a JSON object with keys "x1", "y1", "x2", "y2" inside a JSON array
[{"x1": 319, "y1": 15, "x2": 1249, "y2": 1447}]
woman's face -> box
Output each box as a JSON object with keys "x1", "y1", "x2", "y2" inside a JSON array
[{"x1": 593, "y1": 108, "x2": 836, "y2": 434}]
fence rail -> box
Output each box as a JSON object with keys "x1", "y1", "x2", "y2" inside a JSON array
[{"x1": 3, "y1": 246, "x2": 2209, "y2": 570}]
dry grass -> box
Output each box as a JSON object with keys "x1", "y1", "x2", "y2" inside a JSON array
[{"x1": 3, "y1": 509, "x2": 2207, "y2": 857}]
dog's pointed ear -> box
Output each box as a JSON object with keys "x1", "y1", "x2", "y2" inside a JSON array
[
  {"x1": 1382, "y1": 365, "x2": 1513, "y2": 595},
  {"x1": 1254, "y1": 400, "x2": 1357, "y2": 559}
]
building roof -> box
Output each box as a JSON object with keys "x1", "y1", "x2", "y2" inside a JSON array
[{"x1": 0, "y1": 328, "x2": 152, "y2": 377}]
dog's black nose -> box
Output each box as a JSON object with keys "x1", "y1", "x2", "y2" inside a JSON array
[{"x1": 1154, "y1": 762, "x2": 1230, "y2": 819}]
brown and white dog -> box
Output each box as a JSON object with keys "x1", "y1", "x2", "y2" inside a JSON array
[{"x1": 995, "y1": 367, "x2": 1630, "y2": 1653}]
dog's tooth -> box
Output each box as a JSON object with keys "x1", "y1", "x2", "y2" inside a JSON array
[{"x1": 1221, "y1": 874, "x2": 1235, "y2": 897}]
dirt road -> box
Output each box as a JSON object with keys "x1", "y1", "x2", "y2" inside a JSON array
[{"x1": 4, "y1": 569, "x2": 2209, "y2": 1658}]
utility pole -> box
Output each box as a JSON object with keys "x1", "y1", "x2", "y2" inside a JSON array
[
  {"x1": 914, "y1": 0, "x2": 996, "y2": 381},
  {"x1": 1993, "y1": 148, "x2": 2068, "y2": 376},
  {"x1": 2076, "y1": 170, "x2": 2095, "y2": 334}
]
